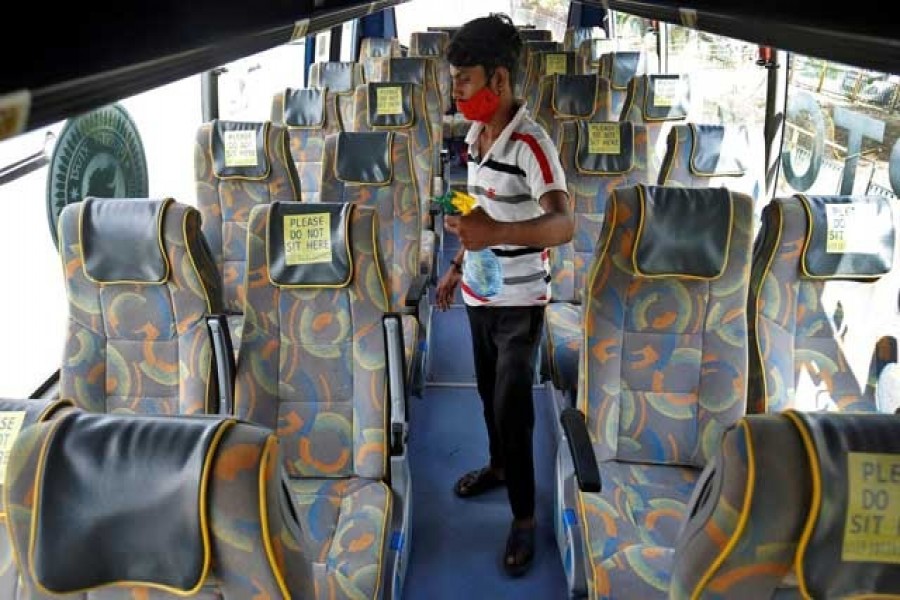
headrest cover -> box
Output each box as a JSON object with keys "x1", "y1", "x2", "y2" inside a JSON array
[
  {"x1": 787, "y1": 410, "x2": 900, "y2": 599},
  {"x1": 367, "y1": 83, "x2": 414, "y2": 129},
  {"x1": 211, "y1": 120, "x2": 270, "y2": 179},
  {"x1": 267, "y1": 202, "x2": 353, "y2": 287},
  {"x1": 312, "y1": 62, "x2": 357, "y2": 94},
  {"x1": 575, "y1": 121, "x2": 635, "y2": 175},
  {"x1": 688, "y1": 124, "x2": 749, "y2": 177},
  {"x1": 283, "y1": 88, "x2": 326, "y2": 128},
  {"x1": 32, "y1": 412, "x2": 233, "y2": 594},
  {"x1": 640, "y1": 75, "x2": 690, "y2": 121},
  {"x1": 80, "y1": 198, "x2": 171, "y2": 284},
  {"x1": 526, "y1": 41, "x2": 561, "y2": 55},
  {"x1": 798, "y1": 195, "x2": 895, "y2": 279},
  {"x1": 609, "y1": 51, "x2": 643, "y2": 90},
  {"x1": 520, "y1": 29, "x2": 552, "y2": 41},
  {"x1": 388, "y1": 58, "x2": 427, "y2": 85},
  {"x1": 553, "y1": 74, "x2": 600, "y2": 119},
  {"x1": 633, "y1": 185, "x2": 732, "y2": 279},
  {"x1": 335, "y1": 131, "x2": 393, "y2": 185},
  {"x1": 362, "y1": 37, "x2": 396, "y2": 57},
  {"x1": 411, "y1": 31, "x2": 448, "y2": 56}
]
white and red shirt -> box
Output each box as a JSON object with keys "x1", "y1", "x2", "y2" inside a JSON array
[{"x1": 461, "y1": 103, "x2": 568, "y2": 307}]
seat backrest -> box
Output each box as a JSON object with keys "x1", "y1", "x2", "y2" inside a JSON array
[
  {"x1": 523, "y1": 51, "x2": 580, "y2": 110},
  {"x1": 58, "y1": 198, "x2": 224, "y2": 414},
  {"x1": 658, "y1": 123, "x2": 764, "y2": 203},
  {"x1": 0, "y1": 398, "x2": 74, "y2": 598},
  {"x1": 195, "y1": 120, "x2": 301, "y2": 314},
  {"x1": 563, "y1": 27, "x2": 600, "y2": 51},
  {"x1": 672, "y1": 410, "x2": 900, "y2": 599},
  {"x1": 551, "y1": 121, "x2": 649, "y2": 303},
  {"x1": 533, "y1": 73, "x2": 612, "y2": 143},
  {"x1": 598, "y1": 51, "x2": 649, "y2": 116},
  {"x1": 352, "y1": 82, "x2": 434, "y2": 223},
  {"x1": 234, "y1": 202, "x2": 390, "y2": 481},
  {"x1": 578, "y1": 38, "x2": 617, "y2": 74},
  {"x1": 6, "y1": 410, "x2": 314, "y2": 599},
  {"x1": 620, "y1": 73, "x2": 691, "y2": 182},
  {"x1": 271, "y1": 87, "x2": 342, "y2": 203},
  {"x1": 748, "y1": 194, "x2": 897, "y2": 414},
  {"x1": 516, "y1": 40, "x2": 562, "y2": 98},
  {"x1": 320, "y1": 131, "x2": 420, "y2": 311},
  {"x1": 578, "y1": 185, "x2": 754, "y2": 467},
  {"x1": 308, "y1": 61, "x2": 366, "y2": 127},
  {"x1": 359, "y1": 37, "x2": 402, "y2": 82},
  {"x1": 409, "y1": 31, "x2": 452, "y2": 113}
]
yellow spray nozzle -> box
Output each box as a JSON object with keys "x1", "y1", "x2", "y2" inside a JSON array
[{"x1": 449, "y1": 191, "x2": 477, "y2": 216}]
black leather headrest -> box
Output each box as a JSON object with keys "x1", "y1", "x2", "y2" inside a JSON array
[
  {"x1": 367, "y1": 83, "x2": 415, "y2": 129},
  {"x1": 334, "y1": 131, "x2": 393, "y2": 185},
  {"x1": 520, "y1": 29, "x2": 552, "y2": 41},
  {"x1": 632, "y1": 185, "x2": 732, "y2": 279},
  {"x1": 267, "y1": 202, "x2": 354, "y2": 288},
  {"x1": 525, "y1": 41, "x2": 561, "y2": 55},
  {"x1": 313, "y1": 62, "x2": 357, "y2": 94},
  {"x1": 387, "y1": 57, "x2": 428, "y2": 85},
  {"x1": 798, "y1": 195, "x2": 895, "y2": 280},
  {"x1": 638, "y1": 75, "x2": 690, "y2": 121},
  {"x1": 32, "y1": 412, "x2": 233, "y2": 594},
  {"x1": 689, "y1": 124, "x2": 749, "y2": 177},
  {"x1": 283, "y1": 88, "x2": 326, "y2": 128},
  {"x1": 575, "y1": 121, "x2": 635, "y2": 175},
  {"x1": 553, "y1": 74, "x2": 601, "y2": 119},
  {"x1": 210, "y1": 120, "x2": 270, "y2": 179},
  {"x1": 609, "y1": 51, "x2": 643, "y2": 90},
  {"x1": 411, "y1": 31, "x2": 448, "y2": 56},
  {"x1": 785, "y1": 410, "x2": 900, "y2": 599},
  {"x1": 80, "y1": 197, "x2": 171, "y2": 284}
]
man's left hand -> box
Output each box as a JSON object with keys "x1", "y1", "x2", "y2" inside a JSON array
[{"x1": 444, "y1": 207, "x2": 500, "y2": 251}]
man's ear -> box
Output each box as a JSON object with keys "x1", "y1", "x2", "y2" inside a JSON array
[{"x1": 492, "y1": 67, "x2": 510, "y2": 94}]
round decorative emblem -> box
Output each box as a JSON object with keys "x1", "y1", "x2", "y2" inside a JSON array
[{"x1": 46, "y1": 103, "x2": 148, "y2": 246}]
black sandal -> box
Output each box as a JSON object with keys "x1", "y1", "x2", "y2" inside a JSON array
[
  {"x1": 453, "y1": 466, "x2": 505, "y2": 498},
  {"x1": 503, "y1": 523, "x2": 535, "y2": 577}
]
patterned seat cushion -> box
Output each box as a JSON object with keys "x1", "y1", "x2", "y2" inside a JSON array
[{"x1": 544, "y1": 302, "x2": 581, "y2": 393}]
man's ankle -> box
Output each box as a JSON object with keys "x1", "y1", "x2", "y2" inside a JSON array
[{"x1": 513, "y1": 516, "x2": 535, "y2": 529}]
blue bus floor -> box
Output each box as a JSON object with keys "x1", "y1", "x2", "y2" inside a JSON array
[{"x1": 403, "y1": 386, "x2": 567, "y2": 600}]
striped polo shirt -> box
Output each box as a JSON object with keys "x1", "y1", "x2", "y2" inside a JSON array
[{"x1": 461, "y1": 103, "x2": 568, "y2": 307}]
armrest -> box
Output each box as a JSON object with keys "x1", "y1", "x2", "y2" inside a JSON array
[
  {"x1": 382, "y1": 313, "x2": 407, "y2": 457},
  {"x1": 402, "y1": 274, "x2": 430, "y2": 315},
  {"x1": 206, "y1": 314, "x2": 235, "y2": 415},
  {"x1": 560, "y1": 408, "x2": 601, "y2": 493}
]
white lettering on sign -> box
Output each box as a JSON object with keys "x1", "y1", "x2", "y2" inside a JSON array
[
  {"x1": 653, "y1": 78, "x2": 683, "y2": 108},
  {"x1": 284, "y1": 213, "x2": 332, "y2": 265},
  {"x1": 0, "y1": 412, "x2": 26, "y2": 483},
  {"x1": 843, "y1": 452, "x2": 900, "y2": 563},
  {"x1": 223, "y1": 130, "x2": 258, "y2": 168},
  {"x1": 826, "y1": 203, "x2": 880, "y2": 254}
]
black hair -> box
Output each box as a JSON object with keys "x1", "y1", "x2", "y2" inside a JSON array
[{"x1": 447, "y1": 13, "x2": 523, "y2": 82}]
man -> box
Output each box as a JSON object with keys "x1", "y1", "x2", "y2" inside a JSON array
[{"x1": 437, "y1": 13, "x2": 573, "y2": 577}]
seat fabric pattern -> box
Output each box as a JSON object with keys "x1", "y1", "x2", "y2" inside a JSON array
[{"x1": 308, "y1": 61, "x2": 366, "y2": 128}]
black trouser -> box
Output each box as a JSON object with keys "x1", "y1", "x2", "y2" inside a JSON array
[{"x1": 466, "y1": 305, "x2": 544, "y2": 520}]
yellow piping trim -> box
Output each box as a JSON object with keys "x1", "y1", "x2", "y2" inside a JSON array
[
  {"x1": 574, "y1": 122, "x2": 635, "y2": 176},
  {"x1": 282, "y1": 88, "x2": 327, "y2": 130},
  {"x1": 265, "y1": 204, "x2": 355, "y2": 289},
  {"x1": 259, "y1": 435, "x2": 291, "y2": 599},
  {"x1": 688, "y1": 123, "x2": 745, "y2": 178},
  {"x1": 183, "y1": 209, "x2": 214, "y2": 315},
  {"x1": 370, "y1": 209, "x2": 391, "y2": 477},
  {"x1": 753, "y1": 202, "x2": 781, "y2": 414},
  {"x1": 659, "y1": 124, "x2": 681, "y2": 185},
  {"x1": 690, "y1": 419, "x2": 757, "y2": 600},
  {"x1": 210, "y1": 122, "x2": 273, "y2": 182},
  {"x1": 784, "y1": 409, "x2": 820, "y2": 600},
  {"x1": 333, "y1": 131, "x2": 395, "y2": 186},
  {"x1": 631, "y1": 185, "x2": 733, "y2": 280},
  {"x1": 278, "y1": 128, "x2": 301, "y2": 203},
  {"x1": 79, "y1": 197, "x2": 173, "y2": 285},
  {"x1": 35, "y1": 399, "x2": 74, "y2": 423}
]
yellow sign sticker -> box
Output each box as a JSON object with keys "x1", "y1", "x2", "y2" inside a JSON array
[
  {"x1": 826, "y1": 203, "x2": 880, "y2": 254},
  {"x1": 588, "y1": 123, "x2": 621, "y2": 155},
  {"x1": 376, "y1": 86, "x2": 404, "y2": 116},
  {"x1": 545, "y1": 54, "x2": 568, "y2": 75},
  {"x1": 653, "y1": 78, "x2": 683, "y2": 107},
  {"x1": 223, "y1": 130, "x2": 258, "y2": 167},
  {"x1": 843, "y1": 452, "x2": 900, "y2": 563},
  {"x1": 0, "y1": 90, "x2": 31, "y2": 142},
  {"x1": 284, "y1": 213, "x2": 332, "y2": 266},
  {"x1": 0, "y1": 411, "x2": 26, "y2": 482}
]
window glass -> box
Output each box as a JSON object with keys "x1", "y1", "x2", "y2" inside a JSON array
[{"x1": 218, "y1": 42, "x2": 307, "y2": 121}]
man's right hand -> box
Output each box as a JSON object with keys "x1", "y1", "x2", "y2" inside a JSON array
[{"x1": 436, "y1": 267, "x2": 462, "y2": 311}]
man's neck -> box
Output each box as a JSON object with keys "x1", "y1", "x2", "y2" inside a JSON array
[{"x1": 482, "y1": 100, "x2": 518, "y2": 138}]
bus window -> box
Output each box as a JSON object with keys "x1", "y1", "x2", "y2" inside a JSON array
[
  {"x1": 611, "y1": 12, "x2": 658, "y2": 72},
  {"x1": 340, "y1": 20, "x2": 356, "y2": 61},
  {"x1": 218, "y1": 42, "x2": 307, "y2": 122}
]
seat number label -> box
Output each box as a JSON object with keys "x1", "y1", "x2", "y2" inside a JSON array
[
  {"x1": 843, "y1": 452, "x2": 900, "y2": 563},
  {"x1": 284, "y1": 213, "x2": 332, "y2": 265}
]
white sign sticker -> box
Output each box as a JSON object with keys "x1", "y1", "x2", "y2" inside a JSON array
[
  {"x1": 843, "y1": 452, "x2": 900, "y2": 564},
  {"x1": 588, "y1": 123, "x2": 621, "y2": 155},
  {"x1": 653, "y1": 78, "x2": 683, "y2": 108},
  {"x1": 223, "y1": 130, "x2": 258, "y2": 168},
  {"x1": 826, "y1": 203, "x2": 880, "y2": 254},
  {"x1": 0, "y1": 411, "x2": 26, "y2": 482},
  {"x1": 284, "y1": 213, "x2": 332, "y2": 265},
  {"x1": 545, "y1": 54, "x2": 568, "y2": 75},
  {"x1": 376, "y1": 86, "x2": 404, "y2": 116}
]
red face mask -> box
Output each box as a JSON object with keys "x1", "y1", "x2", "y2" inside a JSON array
[{"x1": 456, "y1": 86, "x2": 500, "y2": 123}]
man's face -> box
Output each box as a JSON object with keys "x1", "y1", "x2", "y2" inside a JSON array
[{"x1": 450, "y1": 65, "x2": 490, "y2": 102}]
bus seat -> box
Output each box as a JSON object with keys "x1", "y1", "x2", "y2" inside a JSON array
[
  {"x1": 563, "y1": 27, "x2": 600, "y2": 52},
  {"x1": 620, "y1": 73, "x2": 691, "y2": 184},
  {"x1": 543, "y1": 121, "x2": 648, "y2": 401},
  {"x1": 748, "y1": 194, "x2": 897, "y2": 414},
  {"x1": 672, "y1": 410, "x2": 900, "y2": 599},
  {"x1": 523, "y1": 51, "x2": 580, "y2": 112},
  {"x1": 597, "y1": 51, "x2": 649, "y2": 118},
  {"x1": 409, "y1": 32, "x2": 452, "y2": 115},
  {"x1": 516, "y1": 40, "x2": 561, "y2": 99},
  {"x1": 272, "y1": 87, "x2": 342, "y2": 203},
  {"x1": 351, "y1": 81, "x2": 436, "y2": 274},
  {"x1": 560, "y1": 185, "x2": 754, "y2": 600},
  {"x1": 518, "y1": 28, "x2": 552, "y2": 42},
  {"x1": 195, "y1": 119, "x2": 301, "y2": 320},
  {"x1": 578, "y1": 38, "x2": 617, "y2": 74},
  {"x1": 5, "y1": 410, "x2": 315, "y2": 599},
  {"x1": 320, "y1": 132, "x2": 427, "y2": 395},
  {"x1": 0, "y1": 399, "x2": 74, "y2": 598},
  {"x1": 359, "y1": 37, "x2": 402, "y2": 82},
  {"x1": 534, "y1": 73, "x2": 612, "y2": 143},
  {"x1": 58, "y1": 198, "x2": 226, "y2": 415},
  {"x1": 308, "y1": 61, "x2": 366, "y2": 128},
  {"x1": 658, "y1": 123, "x2": 765, "y2": 206},
  {"x1": 235, "y1": 202, "x2": 409, "y2": 599}
]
